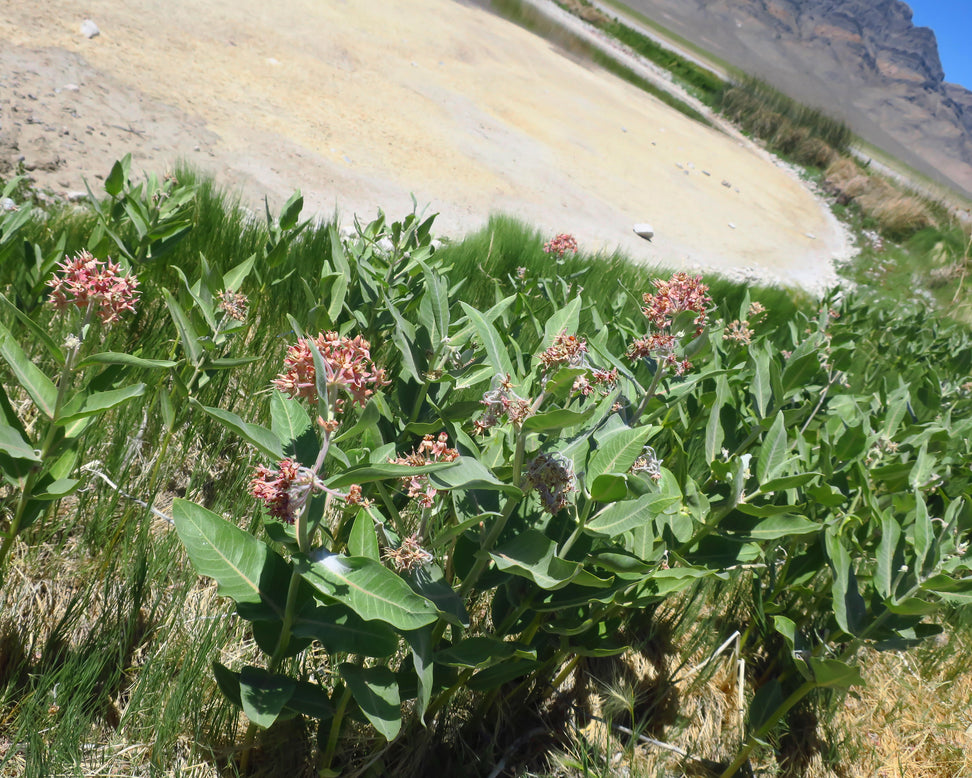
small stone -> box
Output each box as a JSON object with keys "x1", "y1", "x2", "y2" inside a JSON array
[
  {"x1": 266, "y1": 57, "x2": 280, "y2": 66},
  {"x1": 80, "y1": 19, "x2": 100, "y2": 39},
  {"x1": 632, "y1": 223, "x2": 654, "y2": 241},
  {"x1": 805, "y1": 232, "x2": 816, "y2": 240},
  {"x1": 64, "y1": 83, "x2": 80, "y2": 92},
  {"x1": 702, "y1": 170, "x2": 711, "y2": 176},
  {"x1": 721, "y1": 180, "x2": 731, "y2": 188},
  {"x1": 728, "y1": 223, "x2": 736, "y2": 229}
]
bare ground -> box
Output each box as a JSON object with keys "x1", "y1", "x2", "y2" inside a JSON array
[{"x1": 0, "y1": 0, "x2": 851, "y2": 290}]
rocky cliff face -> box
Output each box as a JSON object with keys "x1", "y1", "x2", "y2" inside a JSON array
[{"x1": 624, "y1": 0, "x2": 972, "y2": 198}]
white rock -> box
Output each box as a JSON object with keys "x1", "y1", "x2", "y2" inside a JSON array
[
  {"x1": 805, "y1": 232, "x2": 816, "y2": 240},
  {"x1": 721, "y1": 180, "x2": 731, "y2": 188},
  {"x1": 80, "y1": 19, "x2": 100, "y2": 39},
  {"x1": 1, "y1": 198, "x2": 18, "y2": 212},
  {"x1": 632, "y1": 223, "x2": 654, "y2": 241},
  {"x1": 67, "y1": 191, "x2": 88, "y2": 203},
  {"x1": 728, "y1": 222, "x2": 736, "y2": 229}
]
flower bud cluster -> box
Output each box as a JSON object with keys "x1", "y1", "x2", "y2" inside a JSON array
[
  {"x1": 538, "y1": 330, "x2": 587, "y2": 372},
  {"x1": 526, "y1": 452, "x2": 576, "y2": 514},
  {"x1": 47, "y1": 250, "x2": 140, "y2": 324},
  {"x1": 391, "y1": 432, "x2": 459, "y2": 508},
  {"x1": 217, "y1": 290, "x2": 249, "y2": 321},
  {"x1": 640, "y1": 272, "x2": 712, "y2": 335},
  {"x1": 273, "y1": 331, "x2": 388, "y2": 411},
  {"x1": 474, "y1": 374, "x2": 533, "y2": 433},
  {"x1": 543, "y1": 233, "x2": 579, "y2": 258},
  {"x1": 250, "y1": 458, "x2": 325, "y2": 524}
]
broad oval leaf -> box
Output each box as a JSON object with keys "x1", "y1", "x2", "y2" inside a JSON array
[
  {"x1": 297, "y1": 552, "x2": 439, "y2": 630},
  {"x1": 339, "y1": 663, "x2": 401, "y2": 741},
  {"x1": 172, "y1": 499, "x2": 290, "y2": 619}
]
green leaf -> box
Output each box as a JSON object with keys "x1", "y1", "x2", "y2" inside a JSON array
[
  {"x1": 339, "y1": 663, "x2": 401, "y2": 741},
  {"x1": 0, "y1": 328, "x2": 57, "y2": 418},
  {"x1": 77, "y1": 352, "x2": 177, "y2": 369},
  {"x1": 404, "y1": 627, "x2": 434, "y2": 725},
  {"x1": 172, "y1": 499, "x2": 290, "y2": 618},
  {"x1": 56, "y1": 383, "x2": 146, "y2": 424},
  {"x1": 751, "y1": 346, "x2": 772, "y2": 418},
  {"x1": 803, "y1": 658, "x2": 864, "y2": 688},
  {"x1": 0, "y1": 294, "x2": 64, "y2": 364},
  {"x1": 522, "y1": 408, "x2": 593, "y2": 432},
  {"x1": 278, "y1": 190, "x2": 304, "y2": 232},
  {"x1": 825, "y1": 529, "x2": 866, "y2": 636},
  {"x1": 460, "y1": 302, "x2": 515, "y2": 379},
  {"x1": 748, "y1": 679, "x2": 783, "y2": 732},
  {"x1": 588, "y1": 425, "x2": 657, "y2": 482},
  {"x1": 427, "y1": 456, "x2": 520, "y2": 495},
  {"x1": 292, "y1": 603, "x2": 398, "y2": 657},
  {"x1": 912, "y1": 490, "x2": 933, "y2": 575},
  {"x1": 589, "y1": 474, "x2": 628, "y2": 503},
  {"x1": 705, "y1": 376, "x2": 729, "y2": 463},
  {"x1": 104, "y1": 158, "x2": 126, "y2": 197},
  {"x1": 270, "y1": 390, "x2": 313, "y2": 458},
  {"x1": 348, "y1": 510, "x2": 379, "y2": 560},
  {"x1": 239, "y1": 666, "x2": 296, "y2": 728},
  {"x1": 196, "y1": 403, "x2": 283, "y2": 461},
  {"x1": 490, "y1": 530, "x2": 583, "y2": 590},
  {"x1": 756, "y1": 412, "x2": 787, "y2": 485},
  {"x1": 327, "y1": 461, "x2": 458, "y2": 489},
  {"x1": 0, "y1": 424, "x2": 40, "y2": 462},
  {"x1": 757, "y1": 472, "x2": 820, "y2": 493},
  {"x1": 162, "y1": 289, "x2": 203, "y2": 365},
  {"x1": 744, "y1": 515, "x2": 821, "y2": 541},
  {"x1": 33, "y1": 478, "x2": 80, "y2": 500},
  {"x1": 875, "y1": 513, "x2": 901, "y2": 598},
  {"x1": 222, "y1": 254, "x2": 256, "y2": 292},
  {"x1": 285, "y1": 680, "x2": 335, "y2": 720},
  {"x1": 540, "y1": 296, "x2": 582, "y2": 352},
  {"x1": 297, "y1": 553, "x2": 439, "y2": 630},
  {"x1": 405, "y1": 564, "x2": 469, "y2": 627},
  {"x1": 436, "y1": 637, "x2": 536, "y2": 669}
]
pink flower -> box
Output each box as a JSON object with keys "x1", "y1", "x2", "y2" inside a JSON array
[
  {"x1": 47, "y1": 250, "x2": 139, "y2": 324},
  {"x1": 391, "y1": 433, "x2": 460, "y2": 507},
  {"x1": 273, "y1": 331, "x2": 387, "y2": 411},
  {"x1": 543, "y1": 233, "x2": 579, "y2": 258},
  {"x1": 475, "y1": 375, "x2": 533, "y2": 433},
  {"x1": 640, "y1": 272, "x2": 711, "y2": 335},
  {"x1": 539, "y1": 330, "x2": 587, "y2": 372},
  {"x1": 250, "y1": 458, "x2": 324, "y2": 523}
]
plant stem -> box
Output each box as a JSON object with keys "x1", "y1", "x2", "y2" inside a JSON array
[
  {"x1": 632, "y1": 363, "x2": 665, "y2": 420},
  {"x1": 322, "y1": 686, "x2": 353, "y2": 771}
]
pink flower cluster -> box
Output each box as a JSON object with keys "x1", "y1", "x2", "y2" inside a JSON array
[
  {"x1": 538, "y1": 330, "x2": 587, "y2": 372},
  {"x1": 640, "y1": 272, "x2": 711, "y2": 336},
  {"x1": 391, "y1": 433, "x2": 460, "y2": 508},
  {"x1": 572, "y1": 367, "x2": 619, "y2": 396},
  {"x1": 526, "y1": 452, "x2": 576, "y2": 515},
  {"x1": 47, "y1": 251, "x2": 139, "y2": 324},
  {"x1": 628, "y1": 273, "x2": 712, "y2": 376},
  {"x1": 543, "y1": 233, "x2": 579, "y2": 258},
  {"x1": 250, "y1": 458, "x2": 324, "y2": 524},
  {"x1": 273, "y1": 332, "x2": 387, "y2": 411}
]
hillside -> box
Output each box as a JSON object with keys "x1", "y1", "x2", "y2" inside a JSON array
[{"x1": 618, "y1": 0, "x2": 972, "y2": 199}]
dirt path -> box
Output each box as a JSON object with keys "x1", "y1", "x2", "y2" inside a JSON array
[{"x1": 0, "y1": 0, "x2": 851, "y2": 291}]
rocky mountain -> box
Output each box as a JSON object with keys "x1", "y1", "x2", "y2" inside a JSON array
[{"x1": 622, "y1": 0, "x2": 972, "y2": 198}]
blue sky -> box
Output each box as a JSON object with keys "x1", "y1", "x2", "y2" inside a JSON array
[{"x1": 905, "y1": 0, "x2": 972, "y2": 88}]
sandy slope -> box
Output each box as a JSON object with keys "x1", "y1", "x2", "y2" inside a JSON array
[{"x1": 0, "y1": 0, "x2": 850, "y2": 290}]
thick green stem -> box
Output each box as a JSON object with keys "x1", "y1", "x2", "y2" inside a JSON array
[
  {"x1": 719, "y1": 680, "x2": 815, "y2": 778},
  {"x1": 459, "y1": 428, "x2": 527, "y2": 598},
  {"x1": 321, "y1": 685, "x2": 353, "y2": 771},
  {"x1": 632, "y1": 363, "x2": 666, "y2": 420}
]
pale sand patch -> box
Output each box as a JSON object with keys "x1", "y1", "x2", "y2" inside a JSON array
[{"x1": 0, "y1": 0, "x2": 850, "y2": 290}]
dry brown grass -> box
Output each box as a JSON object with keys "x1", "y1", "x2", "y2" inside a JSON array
[
  {"x1": 825, "y1": 158, "x2": 935, "y2": 237},
  {"x1": 558, "y1": 0, "x2": 611, "y2": 26}
]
